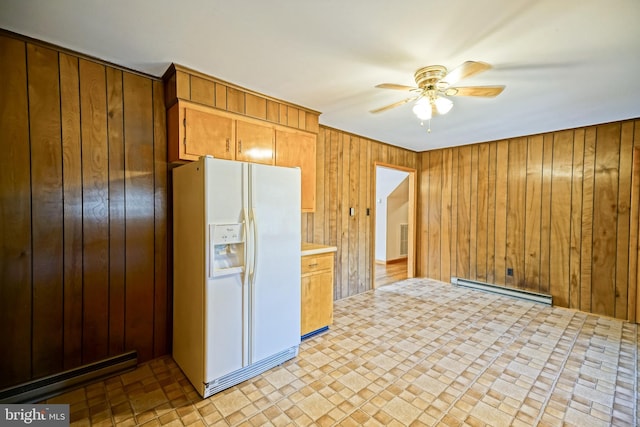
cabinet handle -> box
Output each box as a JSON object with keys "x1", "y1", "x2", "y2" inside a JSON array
[
  {"x1": 226, "y1": 138, "x2": 230, "y2": 152},
  {"x1": 308, "y1": 263, "x2": 318, "y2": 267},
  {"x1": 238, "y1": 140, "x2": 242, "y2": 153}
]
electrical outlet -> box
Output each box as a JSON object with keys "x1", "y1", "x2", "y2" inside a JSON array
[{"x1": 507, "y1": 268, "x2": 514, "y2": 277}]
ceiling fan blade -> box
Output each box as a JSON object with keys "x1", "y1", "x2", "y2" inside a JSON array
[
  {"x1": 369, "y1": 96, "x2": 420, "y2": 113},
  {"x1": 446, "y1": 85, "x2": 505, "y2": 97},
  {"x1": 441, "y1": 61, "x2": 492, "y2": 86},
  {"x1": 375, "y1": 83, "x2": 418, "y2": 91}
]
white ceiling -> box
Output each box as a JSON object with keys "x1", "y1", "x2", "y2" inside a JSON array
[{"x1": 1, "y1": 0, "x2": 639, "y2": 152}]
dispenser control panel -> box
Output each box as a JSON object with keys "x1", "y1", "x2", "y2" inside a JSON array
[{"x1": 212, "y1": 223, "x2": 243, "y2": 244}]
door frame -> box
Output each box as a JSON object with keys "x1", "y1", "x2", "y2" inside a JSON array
[
  {"x1": 629, "y1": 147, "x2": 640, "y2": 323},
  {"x1": 372, "y1": 162, "x2": 417, "y2": 288}
]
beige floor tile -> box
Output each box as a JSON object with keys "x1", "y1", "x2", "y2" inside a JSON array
[{"x1": 43, "y1": 279, "x2": 637, "y2": 426}]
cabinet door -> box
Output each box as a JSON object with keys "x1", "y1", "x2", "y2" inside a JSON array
[
  {"x1": 184, "y1": 107, "x2": 235, "y2": 160},
  {"x1": 275, "y1": 129, "x2": 317, "y2": 212},
  {"x1": 236, "y1": 120, "x2": 274, "y2": 165},
  {"x1": 301, "y1": 270, "x2": 334, "y2": 335}
]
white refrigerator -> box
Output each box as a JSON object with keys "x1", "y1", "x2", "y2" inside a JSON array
[{"x1": 172, "y1": 156, "x2": 301, "y2": 398}]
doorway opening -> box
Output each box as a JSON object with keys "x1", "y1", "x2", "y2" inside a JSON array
[
  {"x1": 373, "y1": 163, "x2": 416, "y2": 288},
  {"x1": 630, "y1": 147, "x2": 640, "y2": 323}
]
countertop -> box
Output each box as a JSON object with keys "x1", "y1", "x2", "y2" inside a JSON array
[{"x1": 301, "y1": 242, "x2": 337, "y2": 256}]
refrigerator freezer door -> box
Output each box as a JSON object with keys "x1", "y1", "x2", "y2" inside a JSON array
[
  {"x1": 248, "y1": 163, "x2": 301, "y2": 363},
  {"x1": 205, "y1": 274, "x2": 245, "y2": 380},
  {"x1": 204, "y1": 158, "x2": 250, "y2": 382}
]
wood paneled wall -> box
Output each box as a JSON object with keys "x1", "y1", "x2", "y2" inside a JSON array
[
  {"x1": 302, "y1": 126, "x2": 419, "y2": 299},
  {"x1": 0, "y1": 32, "x2": 168, "y2": 389},
  {"x1": 418, "y1": 120, "x2": 640, "y2": 320}
]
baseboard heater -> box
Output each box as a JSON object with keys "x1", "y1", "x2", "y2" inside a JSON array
[
  {"x1": 452, "y1": 277, "x2": 552, "y2": 306},
  {"x1": 0, "y1": 350, "x2": 137, "y2": 404}
]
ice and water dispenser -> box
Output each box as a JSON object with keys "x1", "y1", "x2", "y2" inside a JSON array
[{"x1": 209, "y1": 223, "x2": 245, "y2": 277}]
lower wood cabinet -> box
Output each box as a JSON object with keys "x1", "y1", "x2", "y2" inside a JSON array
[{"x1": 300, "y1": 252, "x2": 334, "y2": 337}]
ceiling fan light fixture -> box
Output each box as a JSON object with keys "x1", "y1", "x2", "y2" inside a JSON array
[
  {"x1": 412, "y1": 98, "x2": 432, "y2": 120},
  {"x1": 371, "y1": 60, "x2": 505, "y2": 120},
  {"x1": 434, "y1": 96, "x2": 453, "y2": 115}
]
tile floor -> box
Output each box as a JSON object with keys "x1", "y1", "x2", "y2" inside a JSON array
[{"x1": 46, "y1": 278, "x2": 639, "y2": 426}]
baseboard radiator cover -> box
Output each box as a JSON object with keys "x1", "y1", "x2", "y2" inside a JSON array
[
  {"x1": 452, "y1": 277, "x2": 553, "y2": 306},
  {"x1": 0, "y1": 351, "x2": 138, "y2": 404}
]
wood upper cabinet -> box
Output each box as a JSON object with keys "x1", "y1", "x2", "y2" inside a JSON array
[
  {"x1": 168, "y1": 100, "x2": 274, "y2": 164},
  {"x1": 184, "y1": 108, "x2": 235, "y2": 160},
  {"x1": 236, "y1": 120, "x2": 274, "y2": 165},
  {"x1": 275, "y1": 129, "x2": 317, "y2": 212},
  {"x1": 168, "y1": 100, "x2": 235, "y2": 162},
  {"x1": 167, "y1": 99, "x2": 316, "y2": 212}
]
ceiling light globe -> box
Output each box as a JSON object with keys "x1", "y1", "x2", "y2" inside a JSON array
[
  {"x1": 412, "y1": 98, "x2": 432, "y2": 120},
  {"x1": 434, "y1": 97, "x2": 453, "y2": 115}
]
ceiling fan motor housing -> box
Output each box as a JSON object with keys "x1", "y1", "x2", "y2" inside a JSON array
[{"x1": 414, "y1": 65, "x2": 447, "y2": 89}]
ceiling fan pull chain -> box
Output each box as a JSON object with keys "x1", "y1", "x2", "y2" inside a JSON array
[{"x1": 419, "y1": 119, "x2": 432, "y2": 133}]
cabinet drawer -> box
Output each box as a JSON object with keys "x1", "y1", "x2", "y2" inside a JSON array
[{"x1": 301, "y1": 253, "x2": 333, "y2": 274}]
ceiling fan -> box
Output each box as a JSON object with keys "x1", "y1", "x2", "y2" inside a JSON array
[{"x1": 370, "y1": 61, "x2": 505, "y2": 125}]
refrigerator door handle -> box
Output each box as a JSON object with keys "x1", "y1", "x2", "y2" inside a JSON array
[
  {"x1": 242, "y1": 207, "x2": 251, "y2": 366},
  {"x1": 248, "y1": 208, "x2": 258, "y2": 284},
  {"x1": 242, "y1": 208, "x2": 250, "y2": 271},
  {"x1": 247, "y1": 207, "x2": 258, "y2": 365}
]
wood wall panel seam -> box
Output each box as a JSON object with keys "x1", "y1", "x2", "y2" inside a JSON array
[
  {"x1": 629, "y1": 144, "x2": 640, "y2": 322},
  {"x1": 580, "y1": 127, "x2": 596, "y2": 313},
  {"x1": 79, "y1": 58, "x2": 110, "y2": 365},
  {"x1": 469, "y1": 145, "x2": 478, "y2": 281},
  {"x1": 524, "y1": 135, "x2": 543, "y2": 292},
  {"x1": 486, "y1": 142, "x2": 497, "y2": 284},
  {"x1": 539, "y1": 134, "x2": 554, "y2": 294},
  {"x1": 494, "y1": 141, "x2": 509, "y2": 285},
  {"x1": 615, "y1": 122, "x2": 634, "y2": 319},
  {"x1": 60, "y1": 52, "x2": 83, "y2": 369},
  {"x1": 27, "y1": 42, "x2": 65, "y2": 378},
  {"x1": 568, "y1": 130, "x2": 585, "y2": 310},
  {"x1": 106, "y1": 66, "x2": 126, "y2": 357},
  {"x1": 591, "y1": 124, "x2": 621, "y2": 316},
  {"x1": 0, "y1": 35, "x2": 32, "y2": 388},
  {"x1": 152, "y1": 79, "x2": 169, "y2": 358}
]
